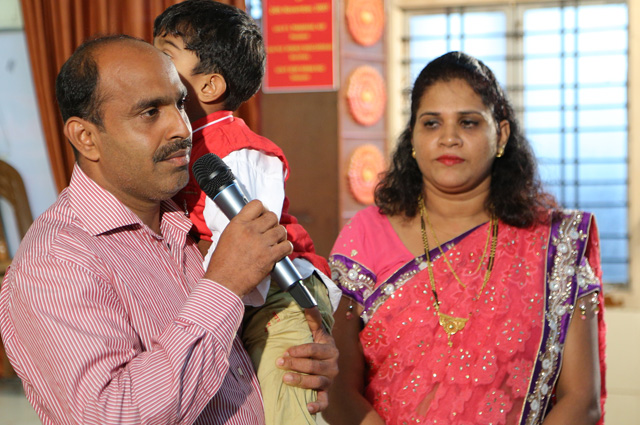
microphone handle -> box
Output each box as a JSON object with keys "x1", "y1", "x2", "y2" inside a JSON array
[{"x1": 213, "y1": 182, "x2": 317, "y2": 308}]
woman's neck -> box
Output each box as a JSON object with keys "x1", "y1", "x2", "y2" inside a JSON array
[{"x1": 421, "y1": 185, "x2": 492, "y2": 242}]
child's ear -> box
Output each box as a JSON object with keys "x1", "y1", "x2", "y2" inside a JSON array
[
  {"x1": 64, "y1": 117, "x2": 101, "y2": 162},
  {"x1": 199, "y1": 73, "x2": 227, "y2": 103}
]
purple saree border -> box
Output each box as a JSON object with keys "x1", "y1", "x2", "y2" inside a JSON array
[
  {"x1": 520, "y1": 210, "x2": 593, "y2": 424},
  {"x1": 332, "y1": 225, "x2": 477, "y2": 313}
]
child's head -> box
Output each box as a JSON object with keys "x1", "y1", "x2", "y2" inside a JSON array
[{"x1": 153, "y1": 0, "x2": 264, "y2": 117}]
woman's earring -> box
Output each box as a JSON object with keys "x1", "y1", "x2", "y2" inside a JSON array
[
  {"x1": 496, "y1": 146, "x2": 505, "y2": 158},
  {"x1": 412, "y1": 148, "x2": 416, "y2": 159}
]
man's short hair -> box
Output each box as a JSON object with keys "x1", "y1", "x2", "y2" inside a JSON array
[
  {"x1": 153, "y1": 0, "x2": 265, "y2": 112},
  {"x1": 55, "y1": 34, "x2": 141, "y2": 127}
]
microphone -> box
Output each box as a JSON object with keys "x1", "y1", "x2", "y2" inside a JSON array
[{"x1": 192, "y1": 153, "x2": 317, "y2": 309}]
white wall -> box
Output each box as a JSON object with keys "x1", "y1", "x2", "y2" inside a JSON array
[{"x1": 604, "y1": 309, "x2": 640, "y2": 424}]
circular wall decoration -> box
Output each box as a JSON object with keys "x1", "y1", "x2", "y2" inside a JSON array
[
  {"x1": 347, "y1": 144, "x2": 386, "y2": 205},
  {"x1": 346, "y1": 65, "x2": 386, "y2": 127},
  {"x1": 346, "y1": 0, "x2": 385, "y2": 47}
]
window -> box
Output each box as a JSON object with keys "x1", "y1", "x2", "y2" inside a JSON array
[
  {"x1": 247, "y1": 0, "x2": 263, "y2": 21},
  {"x1": 405, "y1": 1, "x2": 629, "y2": 285}
]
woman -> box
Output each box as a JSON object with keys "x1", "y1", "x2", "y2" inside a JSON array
[{"x1": 324, "y1": 52, "x2": 605, "y2": 425}]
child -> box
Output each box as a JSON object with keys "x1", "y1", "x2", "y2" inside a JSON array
[{"x1": 153, "y1": 1, "x2": 339, "y2": 424}]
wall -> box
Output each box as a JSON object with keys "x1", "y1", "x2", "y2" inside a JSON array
[
  {"x1": 0, "y1": 0, "x2": 57, "y2": 254},
  {"x1": 605, "y1": 309, "x2": 640, "y2": 423}
]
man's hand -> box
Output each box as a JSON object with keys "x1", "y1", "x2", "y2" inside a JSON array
[
  {"x1": 276, "y1": 307, "x2": 339, "y2": 414},
  {"x1": 205, "y1": 200, "x2": 292, "y2": 297}
]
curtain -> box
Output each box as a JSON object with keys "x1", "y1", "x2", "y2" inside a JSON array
[{"x1": 20, "y1": 0, "x2": 255, "y2": 192}]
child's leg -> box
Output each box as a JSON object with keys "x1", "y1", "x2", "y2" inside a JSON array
[{"x1": 242, "y1": 274, "x2": 334, "y2": 425}]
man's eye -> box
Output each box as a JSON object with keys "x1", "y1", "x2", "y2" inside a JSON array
[
  {"x1": 142, "y1": 108, "x2": 159, "y2": 118},
  {"x1": 178, "y1": 97, "x2": 188, "y2": 110}
]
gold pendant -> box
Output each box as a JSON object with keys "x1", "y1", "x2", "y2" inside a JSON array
[{"x1": 437, "y1": 312, "x2": 468, "y2": 347}]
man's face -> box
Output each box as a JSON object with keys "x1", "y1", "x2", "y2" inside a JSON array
[{"x1": 89, "y1": 41, "x2": 192, "y2": 208}]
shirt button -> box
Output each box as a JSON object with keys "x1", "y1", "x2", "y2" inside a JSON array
[{"x1": 237, "y1": 367, "x2": 244, "y2": 376}]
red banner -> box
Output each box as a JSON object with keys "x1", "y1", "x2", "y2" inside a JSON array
[{"x1": 263, "y1": 0, "x2": 336, "y2": 92}]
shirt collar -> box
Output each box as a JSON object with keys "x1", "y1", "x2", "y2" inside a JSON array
[{"x1": 68, "y1": 164, "x2": 192, "y2": 237}]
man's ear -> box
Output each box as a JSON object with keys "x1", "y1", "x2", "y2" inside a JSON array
[
  {"x1": 64, "y1": 117, "x2": 101, "y2": 162},
  {"x1": 198, "y1": 73, "x2": 227, "y2": 104}
]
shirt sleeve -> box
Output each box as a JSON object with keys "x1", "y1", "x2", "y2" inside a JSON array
[
  {"x1": 202, "y1": 149, "x2": 286, "y2": 307},
  {"x1": 1, "y1": 257, "x2": 245, "y2": 425}
]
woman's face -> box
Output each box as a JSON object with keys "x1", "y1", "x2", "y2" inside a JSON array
[{"x1": 412, "y1": 78, "x2": 510, "y2": 197}]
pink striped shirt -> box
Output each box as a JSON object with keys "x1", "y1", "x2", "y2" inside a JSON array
[{"x1": 0, "y1": 165, "x2": 265, "y2": 424}]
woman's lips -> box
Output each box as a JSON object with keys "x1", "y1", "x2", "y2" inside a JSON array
[{"x1": 437, "y1": 155, "x2": 464, "y2": 166}]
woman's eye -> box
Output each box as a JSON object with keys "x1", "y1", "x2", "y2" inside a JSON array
[
  {"x1": 423, "y1": 120, "x2": 438, "y2": 128},
  {"x1": 461, "y1": 119, "x2": 478, "y2": 128}
]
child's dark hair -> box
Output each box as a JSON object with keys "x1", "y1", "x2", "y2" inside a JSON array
[{"x1": 153, "y1": 0, "x2": 264, "y2": 111}]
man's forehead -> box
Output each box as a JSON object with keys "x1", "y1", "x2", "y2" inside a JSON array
[{"x1": 95, "y1": 41, "x2": 183, "y2": 98}]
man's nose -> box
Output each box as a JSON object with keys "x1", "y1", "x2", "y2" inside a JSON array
[{"x1": 168, "y1": 107, "x2": 192, "y2": 140}]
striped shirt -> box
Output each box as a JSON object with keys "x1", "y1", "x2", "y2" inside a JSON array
[{"x1": 0, "y1": 165, "x2": 265, "y2": 424}]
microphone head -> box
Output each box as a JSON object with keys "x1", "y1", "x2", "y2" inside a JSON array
[{"x1": 192, "y1": 153, "x2": 236, "y2": 198}]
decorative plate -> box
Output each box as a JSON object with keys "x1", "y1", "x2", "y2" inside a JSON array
[
  {"x1": 346, "y1": 0, "x2": 385, "y2": 46},
  {"x1": 347, "y1": 144, "x2": 386, "y2": 205},
  {"x1": 346, "y1": 65, "x2": 386, "y2": 126}
]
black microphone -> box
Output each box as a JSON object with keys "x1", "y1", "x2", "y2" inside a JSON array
[{"x1": 192, "y1": 153, "x2": 317, "y2": 309}]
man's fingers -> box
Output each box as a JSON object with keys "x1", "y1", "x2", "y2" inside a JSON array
[
  {"x1": 263, "y1": 224, "x2": 288, "y2": 247},
  {"x1": 277, "y1": 343, "x2": 338, "y2": 380},
  {"x1": 282, "y1": 370, "x2": 331, "y2": 390},
  {"x1": 233, "y1": 199, "x2": 266, "y2": 220},
  {"x1": 304, "y1": 306, "x2": 324, "y2": 334},
  {"x1": 307, "y1": 390, "x2": 328, "y2": 414},
  {"x1": 205, "y1": 200, "x2": 291, "y2": 297},
  {"x1": 285, "y1": 340, "x2": 337, "y2": 362}
]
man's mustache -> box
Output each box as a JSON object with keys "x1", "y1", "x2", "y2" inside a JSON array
[{"x1": 153, "y1": 138, "x2": 192, "y2": 163}]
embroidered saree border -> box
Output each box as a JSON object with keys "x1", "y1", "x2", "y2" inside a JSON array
[{"x1": 521, "y1": 210, "x2": 593, "y2": 424}]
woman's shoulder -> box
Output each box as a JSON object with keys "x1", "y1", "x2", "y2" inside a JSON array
[
  {"x1": 337, "y1": 205, "x2": 387, "y2": 233},
  {"x1": 330, "y1": 206, "x2": 393, "y2": 261},
  {"x1": 546, "y1": 207, "x2": 593, "y2": 217},
  {"x1": 336, "y1": 206, "x2": 389, "y2": 241},
  {"x1": 545, "y1": 208, "x2": 597, "y2": 231},
  {"x1": 509, "y1": 207, "x2": 596, "y2": 231}
]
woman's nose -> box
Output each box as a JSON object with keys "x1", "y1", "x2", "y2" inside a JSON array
[{"x1": 440, "y1": 124, "x2": 461, "y2": 146}]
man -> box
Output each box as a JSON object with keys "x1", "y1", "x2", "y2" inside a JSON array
[{"x1": 0, "y1": 35, "x2": 337, "y2": 424}]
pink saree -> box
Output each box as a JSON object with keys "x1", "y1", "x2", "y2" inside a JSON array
[{"x1": 329, "y1": 206, "x2": 606, "y2": 425}]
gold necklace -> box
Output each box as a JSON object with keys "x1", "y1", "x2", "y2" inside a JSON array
[
  {"x1": 419, "y1": 199, "x2": 498, "y2": 347},
  {"x1": 424, "y1": 208, "x2": 491, "y2": 286}
]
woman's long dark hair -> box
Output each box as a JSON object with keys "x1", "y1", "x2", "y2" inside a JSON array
[{"x1": 375, "y1": 52, "x2": 556, "y2": 227}]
